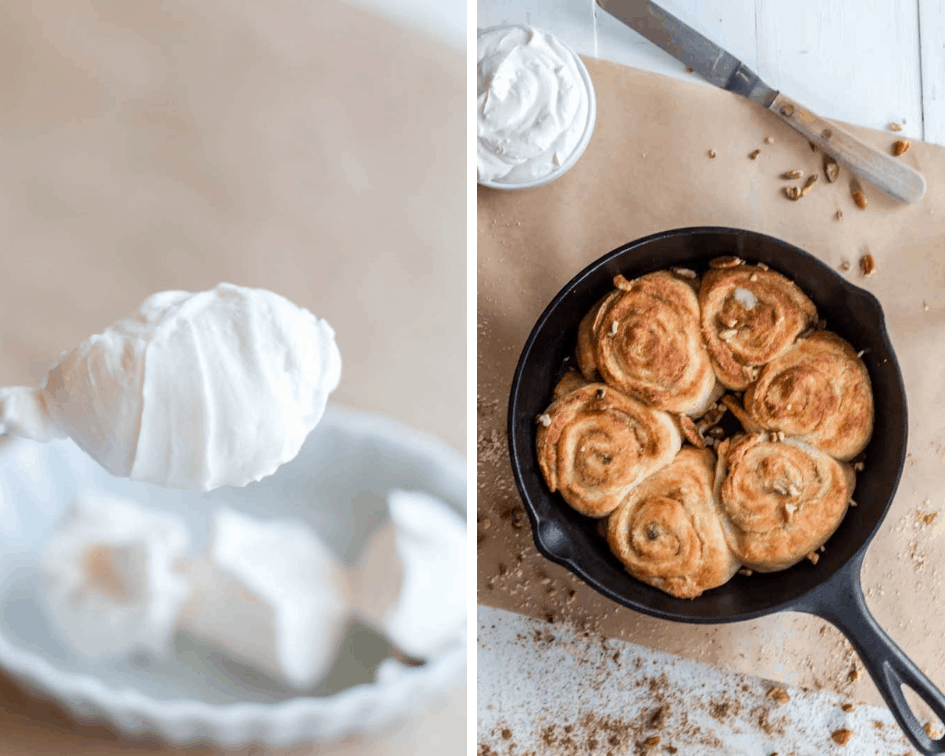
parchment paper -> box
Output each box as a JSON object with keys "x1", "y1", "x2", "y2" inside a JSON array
[
  {"x1": 477, "y1": 57, "x2": 945, "y2": 709},
  {"x1": 0, "y1": 0, "x2": 464, "y2": 753}
]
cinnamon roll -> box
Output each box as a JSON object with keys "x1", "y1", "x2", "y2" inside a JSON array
[
  {"x1": 743, "y1": 332, "x2": 873, "y2": 461},
  {"x1": 576, "y1": 293, "x2": 617, "y2": 382},
  {"x1": 700, "y1": 264, "x2": 818, "y2": 390},
  {"x1": 607, "y1": 447, "x2": 740, "y2": 599},
  {"x1": 579, "y1": 272, "x2": 718, "y2": 416},
  {"x1": 553, "y1": 368, "x2": 589, "y2": 400},
  {"x1": 715, "y1": 433, "x2": 855, "y2": 572},
  {"x1": 536, "y1": 384, "x2": 682, "y2": 518}
]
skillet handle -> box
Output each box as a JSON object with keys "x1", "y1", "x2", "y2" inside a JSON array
[{"x1": 808, "y1": 561, "x2": 945, "y2": 754}]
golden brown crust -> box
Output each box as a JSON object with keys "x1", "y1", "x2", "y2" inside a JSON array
[
  {"x1": 714, "y1": 433, "x2": 854, "y2": 571},
  {"x1": 584, "y1": 272, "x2": 717, "y2": 415},
  {"x1": 575, "y1": 293, "x2": 615, "y2": 382},
  {"x1": 536, "y1": 384, "x2": 682, "y2": 518},
  {"x1": 700, "y1": 266, "x2": 818, "y2": 390},
  {"x1": 552, "y1": 368, "x2": 589, "y2": 401},
  {"x1": 743, "y1": 332, "x2": 873, "y2": 461},
  {"x1": 607, "y1": 447, "x2": 740, "y2": 599}
]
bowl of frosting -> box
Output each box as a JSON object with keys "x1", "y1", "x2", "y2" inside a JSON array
[
  {"x1": 0, "y1": 284, "x2": 466, "y2": 747},
  {"x1": 477, "y1": 25, "x2": 597, "y2": 190}
]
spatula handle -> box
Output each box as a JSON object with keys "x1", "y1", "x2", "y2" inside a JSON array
[{"x1": 770, "y1": 92, "x2": 926, "y2": 204}]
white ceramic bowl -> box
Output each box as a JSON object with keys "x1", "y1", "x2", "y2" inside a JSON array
[
  {"x1": 0, "y1": 405, "x2": 465, "y2": 748},
  {"x1": 477, "y1": 24, "x2": 598, "y2": 191}
]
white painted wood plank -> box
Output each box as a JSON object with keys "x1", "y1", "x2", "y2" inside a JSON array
[
  {"x1": 920, "y1": 0, "x2": 945, "y2": 146},
  {"x1": 477, "y1": 0, "x2": 596, "y2": 57},
  {"x1": 754, "y1": 0, "x2": 923, "y2": 139},
  {"x1": 595, "y1": 0, "x2": 760, "y2": 90}
]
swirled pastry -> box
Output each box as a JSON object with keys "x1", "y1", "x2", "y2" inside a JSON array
[
  {"x1": 700, "y1": 264, "x2": 818, "y2": 390},
  {"x1": 536, "y1": 384, "x2": 682, "y2": 518},
  {"x1": 577, "y1": 273, "x2": 718, "y2": 416},
  {"x1": 743, "y1": 332, "x2": 873, "y2": 461},
  {"x1": 715, "y1": 433, "x2": 855, "y2": 571},
  {"x1": 606, "y1": 447, "x2": 740, "y2": 599},
  {"x1": 553, "y1": 368, "x2": 589, "y2": 400}
]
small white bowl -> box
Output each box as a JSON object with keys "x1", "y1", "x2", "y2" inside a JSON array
[
  {"x1": 0, "y1": 405, "x2": 465, "y2": 748},
  {"x1": 477, "y1": 24, "x2": 598, "y2": 191}
]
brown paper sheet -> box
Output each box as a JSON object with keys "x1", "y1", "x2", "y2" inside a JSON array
[
  {"x1": 0, "y1": 0, "x2": 464, "y2": 753},
  {"x1": 477, "y1": 57, "x2": 945, "y2": 709}
]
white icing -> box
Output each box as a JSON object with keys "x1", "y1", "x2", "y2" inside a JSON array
[
  {"x1": 353, "y1": 490, "x2": 466, "y2": 660},
  {"x1": 733, "y1": 287, "x2": 758, "y2": 310},
  {"x1": 179, "y1": 507, "x2": 351, "y2": 689},
  {"x1": 41, "y1": 494, "x2": 191, "y2": 659},
  {"x1": 477, "y1": 26, "x2": 590, "y2": 183},
  {"x1": 0, "y1": 283, "x2": 341, "y2": 492}
]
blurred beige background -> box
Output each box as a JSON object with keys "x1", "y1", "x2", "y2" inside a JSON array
[{"x1": 0, "y1": 0, "x2": 465, "y2": 753}]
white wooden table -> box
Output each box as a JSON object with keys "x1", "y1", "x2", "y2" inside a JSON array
[
  {"x1": 478, "y1": 0, "x2": 945, "y2": 146},
  {"x1": 476, "y1": 2, "x2": 945, "y2": 754}
]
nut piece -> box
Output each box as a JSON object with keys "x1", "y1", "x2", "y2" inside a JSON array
[
  {"x1": 892, "y1": 139, "x2": 911, "y2": 156},
  {"x1": 749, "y1": 149, "x2": 761, "y2": 160},
  {"x1": 831, "y1": 728, "x2": 853, "y2": 746},
  {"x1": 784, "y1": 186, "x2": 801, "y2": 201},
  {"x1": 709, "y1": 256, "x2": 744, "y2": 269},
  {"x1": 852, "y1": 188, "x2": 868, "y2": 209},
  {"x1": 823, "y1": 156, "x2": 840, "y2": 183},
  {"x1": 537, "y1": 413, "x2": 552, "y2": 427},
  {"x1": 799, "y1": 174, "x2": 818, "y2": 197},
  {"x1": 889, "y1": 122, "x2": 903, "y2": 132},
  {"x1": 765, "y1": 136, "x2": 774, "y2": 144},
  {"x1": 719, "y1": 328, "x2": 738, "y2": 341},
  {"x1": 860, "y1": 253, "x2": 876, "y2": 277},
  {"x1": 807, "y1": 551, "x2": 820, "y2": 565},
  {"x1": 738, "y1": 568, "x2": 753, "y2": 576},
  {"x1": 780, "y1": 170, "x2": 803, "y2": 180},
  {"x1": 671, "y1": 267, "x2": 698, "y2": 279},
  {"x1": 766, "y1": 686, "x2": 791, "y2": 703},
  {"x1": 708, "y1": 148, "x2": 717, "y2": 158}
]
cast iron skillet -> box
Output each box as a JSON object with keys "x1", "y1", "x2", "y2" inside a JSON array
[{"x1": 508, "y1": 227, "x2": 945, "y2": 754}]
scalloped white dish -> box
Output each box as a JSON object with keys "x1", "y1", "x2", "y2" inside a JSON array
[{"x1": 0, "y1": 404, "x2": 466, "y2": 748}]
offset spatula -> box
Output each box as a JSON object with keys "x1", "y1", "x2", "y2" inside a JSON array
[{"x1": 597, "y1": 0, "x2": 927, "y2": 204}]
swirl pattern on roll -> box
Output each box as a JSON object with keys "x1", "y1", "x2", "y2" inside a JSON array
[
  {"x1": 607, "y1": 447, "x2": 740, "y2": 599},
  {"x1": 536, "y1": 384, "x2": 682, "y2": 518},
  {"x1": 743, "y1": 332, "x2": 873, "y2": 461},
  {"x1": 577, "y1": 273, "x2": 718, "y2": 416},
  {"x1": 700, "y1": 264, "x2": 818, "y2": 390},
  {"x1": 715, "y1": 433, "x2": 855, "y2": 571}
]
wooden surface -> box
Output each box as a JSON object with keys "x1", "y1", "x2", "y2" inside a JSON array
[{"x1": 478, "y1": 0, "x2": 945, "y2": 147}]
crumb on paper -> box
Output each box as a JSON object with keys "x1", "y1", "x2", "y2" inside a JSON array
[
  {"x1": 892, "y1": 139, "x2": 911, "y2": 156},
  {"x1": 889, "y1": 122, "x2": 903, "y2": 131},
  {"x1": 784, "y1": 186, "x2": 801, "y2": 201},
  {"x1": 841, "y1": 703, "x2": 855, "y2": 713},
  {"x1": 852, "y1": 188, "x2": 867, "y2": 209},
  {"x1": 685, "y1": 66, "x2": 694, "y2": 73},
  {"x1": 925, "y1": 722, "x2": 943, "y2": 739},
  {"x1": 765, "y1": 136, "x2": 774, "y2": 144},
  {"x1": 836, "y1": 210, "x2": 844, "y2": 221},
  {"x1": 831, "y1": 728, "x2": 853, "y2": 746},
  {"x1": 859, "y1": 253, "x2": 876, "y2": 277},
  {"x1": 781, "y1": 170, "x2": 802, "y2": 180},
  {"x1": 839, "y1": 260, "x2": 850, "y2": 271},
  {"x1": 766, "y1": 686, "x2": 790, "y2": 703},
  {"x1": 749, "y1": 149, "x2": 761, "y2": 160},
  {"x1": 708, "y1": 148, "x2": 717, "y2": 158}
]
